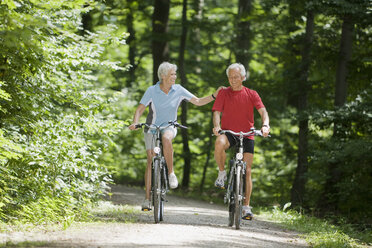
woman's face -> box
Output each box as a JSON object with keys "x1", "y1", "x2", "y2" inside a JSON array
[
  {"x1": 162, "y1": 69, "x2": 177, "y2": 85},
  {"x1": 228, "y1": 68, "x2": 244, "y2": 90}
]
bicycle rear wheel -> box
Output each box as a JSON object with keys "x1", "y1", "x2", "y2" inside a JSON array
[
  {"x1": 153, "y1": 159, "x2": 161, "y2": 223},
  {"x1": 234, "y1": 165, "x2": 243, "y2": 229}
]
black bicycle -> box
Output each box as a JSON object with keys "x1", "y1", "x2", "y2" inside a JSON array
[
  {"x1": 136, "y1": 121, "x2": 187, "y2": 223},
  {"x1": 219, "y1": 128, "x2": 265, "y2": 229}
]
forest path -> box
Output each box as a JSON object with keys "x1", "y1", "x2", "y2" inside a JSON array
[{"x1": 1, "y1": 185, "x2": 308, "y2": 247}]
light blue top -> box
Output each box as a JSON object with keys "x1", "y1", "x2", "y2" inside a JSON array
[{"x1": 140, "y1": 82, "x2": 195, "y2": 129}]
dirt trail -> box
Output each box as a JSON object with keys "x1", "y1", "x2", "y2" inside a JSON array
[{"x1": 1, "y1": 185, "x2": 308, "y2": 247}]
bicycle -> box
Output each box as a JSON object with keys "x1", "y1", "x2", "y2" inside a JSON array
[
  {"x1": 135, "y1": 120, "x2": 187, "y2": 223},
  {"x1": 219, "y1": 128, "x2": 266, "y2": 230}
]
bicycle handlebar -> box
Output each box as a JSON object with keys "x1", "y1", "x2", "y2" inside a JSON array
[
  {"x1": 218, "y1": 129, "x2": 269, "y2": 137},
  {"x1": 135, "y1": 120, "x2": 188, "y2": 130}
]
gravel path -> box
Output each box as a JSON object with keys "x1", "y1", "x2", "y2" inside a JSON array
[{"x1": 0, "y1": 185, "x2": 308, "y2": 247}]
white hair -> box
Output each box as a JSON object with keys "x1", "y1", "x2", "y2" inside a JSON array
[
  {"x1": 158, "y1": 62, "x2": 177, "y2": 82},
  {"x1": 226, "y1": 63, "x2": 249, "y2": 81}
]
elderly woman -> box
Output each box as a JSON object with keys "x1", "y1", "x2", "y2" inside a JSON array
[{"x1": 129, "y1": 61, "x2": 221, "y2": 211}]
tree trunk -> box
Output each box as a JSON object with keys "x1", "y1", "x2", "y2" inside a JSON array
[
  {"x1": 235, "y1": 0, "x2": 252, "y2": 68},
  {"x1": 126, "y1": 0, "x2": 136, "y2": 87},
  {"x1": 178, "y1": 0, "x2": 191, "y2": 189},
  {"x1": 320, "y1": 15, "x2": 354, "y2": 211},
  {"x1": 290, "y1": 10, "x2": 314, "y2": 207},
  {"x1": 191, "y1": 0, "x2": 204, "y2": 64},
  {"x1": 152, "y1": 0, "x2": 170, "y2": 84},
  {"x1": 80, "y1": 5, "x2": 93, "y2": 36},
  {"x1": 200, "y1": 112, "x2": 213, "y2": 191}
]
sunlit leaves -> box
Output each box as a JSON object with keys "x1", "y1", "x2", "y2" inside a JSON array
[{"x1": 0, "y1": 0, "x2": 126, "y2": 223}]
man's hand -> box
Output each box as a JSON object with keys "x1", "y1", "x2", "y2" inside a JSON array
[
  {"x1": 261, "y1": 126, "x2": 270, "y2": 137},
  {"x1": 128, "y1": 123, "x2": 138, "y2": 131},
  {"x1": 213, "y1": 126, "x2": 221, "y2": 136}
]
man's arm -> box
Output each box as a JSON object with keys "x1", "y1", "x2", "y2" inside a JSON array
[
  {"x1": 212, "y1": 111, "x2": 222, "y2": 136},
  {"x1": 257, "y1": 107, "x2": 270, "y2": 137},
  {"x1": 128, "y1": 104, "x2": 146, "y2": 130}
]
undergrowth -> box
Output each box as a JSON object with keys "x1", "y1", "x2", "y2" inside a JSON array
[{"x1": 259, "y1": 205, "x2": 372, "y2": 248}]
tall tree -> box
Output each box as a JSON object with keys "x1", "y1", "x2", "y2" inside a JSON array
[
  {"x1": 178, "y1": 0, "x2": 191, "y2": 189},
  {"x1": 321, "y1": 13, "x2": 354, "y2": 210},
  {"x1": 126, "y1": 0, "x2": 136, "y2": 86},
  {"x1": 290, "y1": 10, "x2": 314, "y2": 207},
  {"x1": 235, "y1": 0, "x2": 252, "y2": 67},
  {"x1": 152, "y1": 0, "x2": 170, "y2": 84}
]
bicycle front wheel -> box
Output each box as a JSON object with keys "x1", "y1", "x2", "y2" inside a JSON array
[
  {"x1": 159, "y1": 164, "x2": 167, "y2": 222},
  {"x1": 234, "y1": 165, "x2": 244, "y2": 230},
  {"x1": 153, "y1": 159, "x2": 161, "y2": 223},
  {"x1": 227, "y1": 166, "x2": 235, "y2": 227}
]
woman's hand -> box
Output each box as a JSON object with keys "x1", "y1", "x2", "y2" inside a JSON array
[
  {"x1": 213, "y1": 86, "x2": 226, "y2": 98},
  {"x1": 128, "y1": 123, "x2": 138, "y2": 130}
]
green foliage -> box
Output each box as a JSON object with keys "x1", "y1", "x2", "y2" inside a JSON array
[
  {"x1": 88, "y1": 201, "x2": 139, "y2": 223},
  {"x1": 261, "y1": 206, "x2": 371, "y2": 248},
  {"x1": 0, "y1": 0, "x2": 126, "y2": 224},
  {"x1": 308, "y1": 89, "x2": 372, "y2": 221}
]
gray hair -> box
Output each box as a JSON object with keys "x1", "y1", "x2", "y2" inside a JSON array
[
  {"x1": 226, "y1": 63, "x2": 249, "y2": 81},
  {"x1": 158, "y1": 62, "x2": 177, "y2": 82}
]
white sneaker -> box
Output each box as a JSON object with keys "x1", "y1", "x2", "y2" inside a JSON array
[
  {"x1": 169, "y1": 172, "x2": 178, "y2": 189},
  {"x1": 242, "y1": 205, "x2": 253, "y2": 220},
  {"x1": 141, "y1": 198, "x2": 151, "y2": 211},
  {"x1": 214, "y1": 170, "x2": 227, "y2": 188}
]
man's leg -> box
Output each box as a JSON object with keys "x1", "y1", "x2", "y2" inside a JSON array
[
  {"x1": 214, "y1": 135, "x2": 230, "y2": 187},
  {"x1": 243, "y1": 152, "x2": 254, "y2": 206},
  {"x1": 242, "y1": 152, "x2": 254, "y2": 219},
  {"x1": 214, "y1": 135, "x2": 230, "y2": 171}
]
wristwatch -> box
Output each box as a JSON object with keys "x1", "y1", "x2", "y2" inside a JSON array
[{"x1": 262, "y1": 124, "x2": 270, "y2": 129}]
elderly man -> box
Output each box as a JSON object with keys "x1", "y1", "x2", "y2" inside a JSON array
[
  {"x1": 129, "y1": 61, "x2": 222, "y2": 211},
  {"x1": 212, "y1": 63, "x2": 270, "y2": 220}
]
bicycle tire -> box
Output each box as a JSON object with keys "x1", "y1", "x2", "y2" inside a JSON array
[
  {"x1": 153, "y1": 159, "x2": 161, "y2": 223},
  {"x1": 228, "y1": 167, "x2": 235, "y2": 227},
  {"x1": 234, "y1": 165, "x2": 243, "y2": 229},
  {"x1": 228, "y1": 201, "x2": 234, "y2": 226},
  {"x1": 159, "y1": 164, "x2": 167, "y2": 221}
]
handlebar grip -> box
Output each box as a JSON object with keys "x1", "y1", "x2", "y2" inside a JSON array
[
  {"x1": 135, "y1": 124, "x2": 142, "y2": 129},
  {"x1": 179, "y1": 124, "x2": 188, "y2": 129},
  {"x1": 169, "y1": 121, "x2": 188, "y2": 129}
]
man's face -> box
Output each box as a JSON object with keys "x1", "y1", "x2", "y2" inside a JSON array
[
  {"x1": 163, "y1": 69, "x2": 177, "y2": 85},
  {"x1": 228, "y1": 68, "x2": 244, "y2": 90}
]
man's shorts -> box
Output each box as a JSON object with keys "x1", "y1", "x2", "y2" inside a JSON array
[
  {"x1": 225, "y1": 132, "x2": 254, "y2": 154},
  {"x1": 144, "y1": 126, "x2": 177, "y2": 150}
]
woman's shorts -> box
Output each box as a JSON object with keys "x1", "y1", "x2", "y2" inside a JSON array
[{"x1": 143, "y1": 126, "x2": 177, "y2": 150}]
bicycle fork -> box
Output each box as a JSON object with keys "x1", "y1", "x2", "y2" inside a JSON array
[{"x1": 224, "y1": 160, "x2": 246, "y2": 204}]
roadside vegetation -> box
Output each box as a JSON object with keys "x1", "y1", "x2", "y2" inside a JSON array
[{"x1": 260, "y1": 205, "x2": 372, "y2": 248}]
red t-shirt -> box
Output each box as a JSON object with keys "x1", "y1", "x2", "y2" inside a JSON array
[{"x1": 212, "y1": 86, "x2": 265, "y2": 140}]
